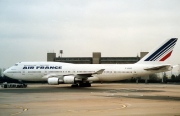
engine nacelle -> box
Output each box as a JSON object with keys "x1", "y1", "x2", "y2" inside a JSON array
[
  {"x1": 48, "y1": 76, "x2": 80, "y2": 85},
  {"x1": 48, "y1": 77, "x2": 60, "y2": 85},
  {"x1": 64, "y1": 76, "x2": 75, "y2": 84}
]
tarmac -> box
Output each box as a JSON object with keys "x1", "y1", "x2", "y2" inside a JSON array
[{"x1": 0, "y1": 83, "x2": 180, "y2": 116}]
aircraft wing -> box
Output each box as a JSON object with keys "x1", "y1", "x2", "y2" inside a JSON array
[
  {"x1": 144, "y1": 65, "x2": 172, "y2": 71},
  {"x1": 43, "y1": 69, "x2": 105, "y2": 79},
  {"x1": 75, "y1": 69, "x2": 105, "y2": 79}
]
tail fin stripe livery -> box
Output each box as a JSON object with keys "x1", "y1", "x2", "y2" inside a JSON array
[
  {"x1": 145, "y1": 38, "x2": 176, "y2": 61},
  {"x1": 151, "y1": 40, "x2": 176, "y2": 61},
  {"x1": 153, "y1": 43, "x2": 175, "y2": 61},
  {"x1": 159, "y1": 51, "x2": 173, "y2": 61},
  {"x1": 145, "y1": 38, "x2": 177, "y2": 61}
]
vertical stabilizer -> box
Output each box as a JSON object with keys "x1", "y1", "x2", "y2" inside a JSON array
[{"x1": 137, "y1": 38, "x2": 178, "y2": 64}]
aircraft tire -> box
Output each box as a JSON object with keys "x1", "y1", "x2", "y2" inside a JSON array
[
  {"x1": 79, "y1": 83, "x2": 91, "y2": 87},
  {"x1": 71, "y1": 84, "x2": 79, "y2": 87}
]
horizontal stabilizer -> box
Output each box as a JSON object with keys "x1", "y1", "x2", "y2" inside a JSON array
[{"x1": 144, "y1": 65, "x2": 171, "y2": 71}]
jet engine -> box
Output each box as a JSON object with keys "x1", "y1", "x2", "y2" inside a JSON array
[
  {"x1": 48, "y1": 77, "x2": 62, "y2": 85},
  {"x1": 47, "y1": 76, "x2": 81, "y2": 85},
  {"x1": 63, "y1": 76, "x2": 75, "y2": 84}
]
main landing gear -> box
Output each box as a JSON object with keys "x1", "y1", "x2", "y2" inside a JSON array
[{"x1": 71, "y1": 82, "x2": 91, "y2": 87}]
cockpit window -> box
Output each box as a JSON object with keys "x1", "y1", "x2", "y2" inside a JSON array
[{"x1": 15, "y1": 64, "x2": 18, "y2": 66}]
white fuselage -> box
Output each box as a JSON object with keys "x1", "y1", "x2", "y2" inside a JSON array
[
  {"x1": 3, "y1": 38, "x2": 177, "y2": 85},
  {"x1": 4, "y1": 62, "x2": 168, "y2": 82}
]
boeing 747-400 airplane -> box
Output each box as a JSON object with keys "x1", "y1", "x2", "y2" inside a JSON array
[{"x1": 3, "y1": 38, "x2": 178, "y2": 87}]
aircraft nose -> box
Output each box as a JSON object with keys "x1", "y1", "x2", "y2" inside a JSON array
[
  {"x1": 3, "y1": 70, "x2": 8, "y2": 76},
  {"x1": 3, "y1": 69, "x2": 10, "y2": 77}
]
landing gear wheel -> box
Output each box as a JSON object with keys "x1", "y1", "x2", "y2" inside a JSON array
[
  {"x1": 23, "y1": 84, "x2": 27, "y2": 88},
  {"x1": 79, "y1": 82, "x2": 91, "y2": 87},
  {"x1": 71, "y1": 84, "x2": 79, "y2": 87}
]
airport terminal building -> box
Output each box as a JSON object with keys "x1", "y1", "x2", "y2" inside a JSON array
[{"x1": 47, "y1": 52, "x2": 148, "y2": 64}]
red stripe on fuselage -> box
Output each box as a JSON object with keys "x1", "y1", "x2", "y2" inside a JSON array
[{"x1": 160, "y1": 51, "x2": 173, "y2": 61}]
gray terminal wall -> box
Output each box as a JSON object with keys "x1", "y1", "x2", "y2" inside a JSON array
[{"x1": 47, "y1": 52, "x2": 148, "y2": 64}]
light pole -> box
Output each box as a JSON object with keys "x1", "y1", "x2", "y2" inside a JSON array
[
  {"x1": 179, "y1": 64, "x2": 180, "y2": 75},
  {"x1": 162, "y1": 72, "x2": 164, "y2": 83},
  {"x1": 60, "y1": 50, "x2": 63, "y2": 58}
]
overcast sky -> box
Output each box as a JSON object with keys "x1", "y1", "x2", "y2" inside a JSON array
[{"x1": 0, "y1": 0, "x2": 180, "y2": 71}]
